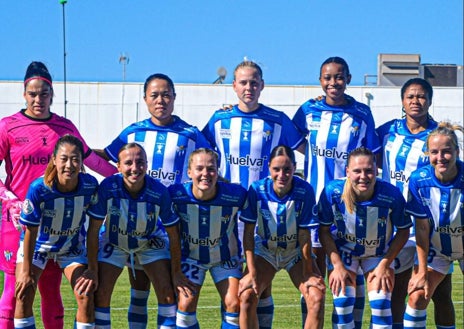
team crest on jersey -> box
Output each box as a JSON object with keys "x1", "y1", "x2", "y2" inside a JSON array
[
  {"x1": 179, "y1": 212, "x2": 190, "y2": 223},
  {"x1": 90, "y1": 193, "x2": 98, "y2": 205},
  {"x1": 378, "y1": 217, "x2": 387, "y2": 227},
  {"x1": 128, "y1": 213, "x2": 136, "y2": 222},
  {"x1": 421, "y1": 197, "x2": 432, "y2": 208},
  {"x1": 3, "y1": 250, "x2": 13, "y2": 262},
  {"x1": 263, "y1": 130, "x2": 272, "y2": 141},
  {"x1": 176, "y1": 144, "x2": 186, "y2": 156},
  {"x1": 201, "y1": 216, "x2": 208, "y2": 225},
  {"x1": 221, "y1": 214, "x2": 231, "y2": 224},
  {"x1": 65, "y1": 209, "x2": 72, "y2": 218},
  {"x1": 22, "y1": 199, "x2": 34, "y2": 215},
  {"x1": 146, "y1": 212, "x2": 155, "y2": 221},
  {"x1": 350, "y1": 125, "x2": 360, "y2": 136}
]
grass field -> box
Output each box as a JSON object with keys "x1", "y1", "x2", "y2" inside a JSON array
[{"x1": 1, "y1": 265, "x2": 463, "y2": 328}]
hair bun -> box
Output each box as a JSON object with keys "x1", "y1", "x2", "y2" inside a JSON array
[{"x1": 24, "y1": 61, "x2": 53, "y2": 85}]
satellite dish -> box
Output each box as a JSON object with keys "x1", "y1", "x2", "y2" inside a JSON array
[
  {"x1": 217, "y1": 67, "x2": 227, "y2": 79},
  {"x1": 213, "y1": 66, "x2": 227, "y2": 84}
]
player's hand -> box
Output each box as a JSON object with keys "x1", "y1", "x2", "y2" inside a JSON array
[
  {"x1": 9, "y1": 200, "x2": 24, "y2": 231},
  {"x1": 238, "y1": 272, "x2": 259, "y2": 298},
  {"x1": 75, "y1": 268, "x2": 98, "y2": 295},
  {"x1": 328, "y1": 266, "x2": 353, "y2": 296},
  {"x1": 367, "y1": 264, "x2": 394, "y2": 293},
  {"x1": 302, "y1": 274, "x2": 326, "y2": 295},
  {"x1": 408, "y1": 270, "x2": 429, "y2": 299},
  {"x1": 15, "y1": 271, "x2": 36, "y2": 300},
  {"x1": 172, "y1": 271, "x2": 197, "y2": 298}
]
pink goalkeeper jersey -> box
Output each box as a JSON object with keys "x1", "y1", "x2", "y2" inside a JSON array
[{"x1": 0, "y1": 110, "x2": 93, "y2": 200}]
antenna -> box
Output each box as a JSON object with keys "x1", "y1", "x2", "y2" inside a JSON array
[
  {"x1": 212, "y1": 66, "x2": 227, "y2": 84},
  {"x1": 119, "y1": 53, "x2": 129, "y2": 125},
  {"x1": 60, "y1": 0, "x2": 68, "y2": 117}
]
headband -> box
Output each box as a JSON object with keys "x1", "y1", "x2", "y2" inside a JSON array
[{"x1": 24, "y1": 76, "x2": 53, "y2": 88}]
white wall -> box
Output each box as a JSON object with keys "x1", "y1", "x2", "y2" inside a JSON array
[{"x1": 1, "y1": 81, "x2": 463, "y2": 178}]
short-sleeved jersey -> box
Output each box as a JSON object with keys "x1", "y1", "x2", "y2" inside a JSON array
[
  {"x1": 202, "y1": 105, "x2": 304, "y2": 188},
  {"x1": 87, "y1": 174, "x2": 177, "y2": 252},
  {"x1": 318, "y1": 179, "x2": 411, "y2": 258},
  {"x1": 168, "y1": 181, "x2": 247, "y2": 264},
  {"x1": 292, "y1": 96, "x2": 380, "y2": 200},
  {"x1": 240, "y1": 176, "x2": 318, "y2": 251},
  {"x1": 104, "y1": 116, "x2": 210, "y2": 187},
  {"x1": 0, "y1": 110, "x2": 93, "y2": 200},
  {"x1": 19, "y1": 173, "x2": 98, "y2": 254},
  {"x1": 377, "y1": 118, "x2": 438, "y2": 199},
  {"x1": 405, "y1": 162, "x2": 464, "y2": 260}
]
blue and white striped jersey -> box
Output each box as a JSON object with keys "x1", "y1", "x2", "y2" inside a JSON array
[
  {"x1": 240, "y1": 176, "x2": 318, "y2": 251},
  {"x1": 293, "y1": 96, "x2": 380, "y2": 200},
  {"x1": 87, "y1": 174, "x2": 177, "y2": 252},
  {"x1": 202, "y1": 105, "x2": 304, "y2": 188},
  {"x1": 377, "y1": 118, "x2": 437, "y2": 199},
  {"x1": 105, "y1": 116, "x2": 211, "y2": 187},
  {"x1": 405, "y1": 162, "x2": 464, "y2": 260},
  {"x1": 318, "y1": 179, "x2": 411, "y2": 258},
  {"x1": 168, "y1": 181, "x2": 247, "y2": 264},
  {"x1": 20, "y1": 173, "x2": 98, "y2": 254}
]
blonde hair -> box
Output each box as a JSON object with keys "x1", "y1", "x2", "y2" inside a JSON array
[
  {"x1": 426, "y1": 121, "x2": 464, "y2": 153},
  {"x1": 188, "y1": 148, "x2": 219, "y2": 169},
  {"x1": 44, "y1": 135, "x2": 85, "y2": 188},
  {"x1": 233, "y1": 60, "x2": 263, "y2": 80},
  {"x1": 341, "y1": 147, "x2": 375, "y2": 214}
]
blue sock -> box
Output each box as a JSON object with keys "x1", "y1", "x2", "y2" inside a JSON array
[
  {"x1": 403, "y1": 305, "x2": 426, "y2": 329},
  {"x1": 128, "y1": 289, "x2": 149, "y2": 328},
  {"x1": 14, "y1": 316, "x2": 35, "y2": 329},
  {"x1": 353, "y1": 273, "x2": 365, "y2": 329},
  {"x1": 95, "y1": 306, "x2": 111, "y2": 328},
  {"x1": 368, "y1": 290, "x2": 392, "y2": 329},
  {"x1": 221, "y1": 311, "x2": 239, "y2": 329},
  {"x1": 158, "y1": 303, "x2": 176, "y2": 328},
  {"x1": 257, "y1": 296, "x2": 274, "y2": 329},
  {"x1": 300, "y1": 294, "x2": 307, "y2": 328},
  {"x1": 332, "y1": 286, "x2": 356, "y2": 329},
  {"x1": 176, "y1": 310, "x2": 199, "y2": 329}
]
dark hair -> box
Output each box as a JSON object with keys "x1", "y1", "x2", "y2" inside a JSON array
[
  {"x1": 117, "y1": 143, "x2": 148, "y2": 162},
  {"x1": 44, "y1": 135, "x2": 85, "y2": 188},
  {"x1": 188, "y1": 148, "x2": 219, "y2": 169},
  {"x1": 233, "y1": 60, "x2": 263, "y2": 80},
  {"x1": 143, "y1": 73, "x2": 176, "y2": 97},
  {"x1": 319, "y1": 56, "x2": 350, "y2": 78},
  {"x1": 269, "y1": 145, "x2": 296, "y2": 165},
  {"x1": 401, "y1": 78, "x2": 433, "y2": 102},
  {"x1": 24, "y1": 61, "x2": 53, "y2": 89}
]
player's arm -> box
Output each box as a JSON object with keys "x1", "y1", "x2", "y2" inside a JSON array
[{"x1": 92, "y1": 149, "x2": 111, "y2": 161}]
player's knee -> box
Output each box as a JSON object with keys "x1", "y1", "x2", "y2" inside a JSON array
[{"x1": 223, "y1": 293, "x2": 240, "y2": 313}]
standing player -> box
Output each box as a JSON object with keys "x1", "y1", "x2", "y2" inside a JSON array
[
  {"x1": 202, "y1": 60, "x2": 304, "y2": 328},
  {"x1": 14, "y1": 135, "x2": 99, "y2": 329},
  {"x1": 166, "y1": 148, "x2": 247, "y2": 328},
  {"x1": 0, "y1": 61, "x2": 116, "y2": 329},
  {"x1": 377, "y1": 78, "x2": 456, "y2": 328},
  {"x1": 403, "y1": 122, "x2": 464, "y2": 329},
  {"x1": 88, "y1": 143, "x2": 178, "y2": 329},
  {"x1": 318, "y1": 147, "x2": 411, "y2": 329},
  {"x1": 238, "y1": 145, "x2": 325, "y2": 329},
  {"x1": 94, "y1": 73, "x2": 210, "y2": 327},
  {"x1": 293, "y1": 56, "x2": 380, "y2": 328}
]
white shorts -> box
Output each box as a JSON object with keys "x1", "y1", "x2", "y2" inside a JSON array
[
  {"x1": 16, "y1": 242, "x2": 86, "y2": 270},
  {"x1": 98, "y1": 237, "x2": 170, "y2": 269},
  {"x1": 327, "y1": 249, "x2": 394, "y2": 274},
  {"x1": 393, "y1": 246, "x2": 416, "y2": 274},
  {"x1": 181, "y1": 256, "x2": 242, "y2": 286},
  {"x1": 255, "y1": 242, "x2": 302, "y2": 272},
  {"x1": 416, "y1": 248, "x2": 461, "y2": 275}
]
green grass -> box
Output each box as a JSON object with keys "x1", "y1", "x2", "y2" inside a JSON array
[{"x1": 1, "y1": 264, "x2": 463, "y2": 328}]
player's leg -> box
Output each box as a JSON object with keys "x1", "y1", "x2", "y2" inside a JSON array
[
  {"x1": 14, "y1": 262, "x2": 43, "y2": 329},
  {"x1": 37, "y1": 260, "x2": 64, "y2": 329},
  {"x1": 289, "y1": 259, "x2": 325, "y2": 329},
  {"x1": 63, "y1": 263, "x2": 96, "y2": 328},
  {"x1": 239, "y1": 255, "x2": 276, "y2": 329},
  {"x1": 431, "y1": 273, "x2": 455, "y2": 328},
  {"x1": 94, "y1": 261, "x2": 124, "y2": 329},
  {"x1": 143, "y1": 259, "x2": 176, "y2": 329},
  {"x1": 127, "y1": 268, "x2": 151, "y2": 328}
]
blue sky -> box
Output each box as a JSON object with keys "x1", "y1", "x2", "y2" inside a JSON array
[{"x1": 1, "y1": 0, "x2": 462, "y2": 85}]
